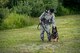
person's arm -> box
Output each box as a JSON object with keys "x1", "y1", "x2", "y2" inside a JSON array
[
  {"x1": 52, "y1": 13, "x2": 56, "y2": 28},
  {"x1": 39, "y1": 12, "x2": 45, "y2": 23}
]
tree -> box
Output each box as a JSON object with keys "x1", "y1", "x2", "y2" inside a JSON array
[{"x1": 62, "y1": 0, "x2": 80, "y2": 11}]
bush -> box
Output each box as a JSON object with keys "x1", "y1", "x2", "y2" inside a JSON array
[
  {"x1": 13, "y1": 1, "x2": 32, "y2": 15},
  {"x1": 56, "y1": 5, "x2": 70, "y2": 16},
  {"x1": 1, "y1": 13, "x2": 38, "y2": 29},
  {"x1": 11, "y1": 0, "x2": 58, "y2": 17},
  {"x1": 0, "y1": 8, "x2": 9, "y2": 23}
]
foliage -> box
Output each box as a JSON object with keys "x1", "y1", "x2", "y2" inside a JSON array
[
  {"x1": 11, "y1": 0, "x2": 58, "y2": 17},
  {"x1": 0, "y1": 0, "x2": 9, "y2": 8},
  {"x1": 57, "y1": 5, "x2": 70, "y2": 16},
  {"x1": 0, "y1": 8, "x2": 9, "y2": 24},
  {"x1": 0, "y1": 0, "x2": 80, "y2": 17},
  {"x1": 62, "y1": 0, "x2": 80, "y2": 13},
  {"x1": 1, "y1": 13, "x2": 38, "y2": 29},
  {"x1": 0, "y1": 0, "x2": 80, "y2": 29}
]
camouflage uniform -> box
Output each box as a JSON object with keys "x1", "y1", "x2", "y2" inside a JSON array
[{"x1": 39, "y1": 11, "x2": 56, "y2": 41}]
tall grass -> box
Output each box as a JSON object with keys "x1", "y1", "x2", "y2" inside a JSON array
[{"x1": 1, "y1": 13, "x2": 38, "y2": 29}]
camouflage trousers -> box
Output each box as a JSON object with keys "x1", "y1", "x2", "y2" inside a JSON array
[{"x1": 40, "y1": 24, "x2": 51, "y2": 41}]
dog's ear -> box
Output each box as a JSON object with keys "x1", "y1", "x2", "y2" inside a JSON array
[{"x1": 52, "y1": 27, "x2": 57, "y2": 33}]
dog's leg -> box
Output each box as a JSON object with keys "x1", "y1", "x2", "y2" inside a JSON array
[{"x1": 53, "y1": 37, "x2": 58, "y2": 42}]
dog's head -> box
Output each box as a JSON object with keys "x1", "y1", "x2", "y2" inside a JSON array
[
  {"x1": 52, "y1": 27, "x2": 57, "y2": 33},
  {"x1": 51, "y1": 27, "x2": 58, "y2": 39}
]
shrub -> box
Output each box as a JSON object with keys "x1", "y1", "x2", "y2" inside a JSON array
[
  {"x1": 2, "y1": 13, "x2": 38, "y2": 29},
  {"x1": 11, "y1": 0, "x2": 58, "y2": 17},
  {"x1": 0, "y1": 8, "x2": 9, "y2": 23},
  {"x1": 57, "y1": 5, "x2": 70, "y2": 16}
]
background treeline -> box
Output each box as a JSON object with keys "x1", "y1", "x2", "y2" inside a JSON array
[{"x1": 0, "y1": 0, "x2": 80, "y2": 29}]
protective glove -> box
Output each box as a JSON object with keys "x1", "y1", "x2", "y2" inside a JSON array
[{"x1": 52, "y1": 26, "x2": 56, "y2": 29}]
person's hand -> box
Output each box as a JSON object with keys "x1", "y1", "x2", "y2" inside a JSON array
[
  {"x1": 52, "y1": 26, "x2": 56, "y2": 28},
  {"x1": 39, "y1": 22, "x2": 42, "y2": 25}
]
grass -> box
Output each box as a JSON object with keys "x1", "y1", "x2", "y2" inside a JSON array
[{"x1": 0, "y1": 15, "x2": 80, "y2": 53}]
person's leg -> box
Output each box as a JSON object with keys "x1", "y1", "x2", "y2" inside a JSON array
[
  {"x1": 45, "y1": 24, "x2": 51, "y2": 41},
  {"x1": 40, "y1": 25, "x2": 45, "y2": 41}
]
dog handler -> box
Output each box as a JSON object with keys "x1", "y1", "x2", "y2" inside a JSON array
[{"x1": 39, "y1": 9, "x2": 56, "y2": 41}]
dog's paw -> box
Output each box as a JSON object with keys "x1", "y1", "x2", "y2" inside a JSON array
[{"x1": 52, "y1": 37, "x2": 58, "y2": 42}]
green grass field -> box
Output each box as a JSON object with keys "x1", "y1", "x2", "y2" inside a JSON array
[{"x1": 0, "y1": 15, "x2": 80, "y2": 53}]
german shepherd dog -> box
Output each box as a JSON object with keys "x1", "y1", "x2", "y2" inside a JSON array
[{"x1": 51, "y1": 27, "x2": 58, "y2": 42}]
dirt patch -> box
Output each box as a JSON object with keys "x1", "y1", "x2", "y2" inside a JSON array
[{"x1": 14, "y1": 43, "x2": 57, "y2": 53}]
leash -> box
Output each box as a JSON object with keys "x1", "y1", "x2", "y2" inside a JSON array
[
  {"x1": 37, "y1": 22, "x2": 51, "y2": 35},
  {"x1": 40, "y1": 23, "x2": 51, "y2": 35}
]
